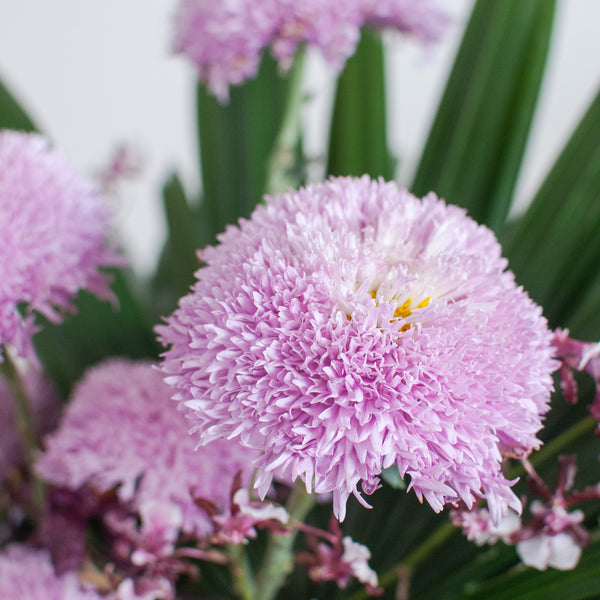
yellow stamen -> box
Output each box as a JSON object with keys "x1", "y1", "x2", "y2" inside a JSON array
[{"x1": 370, "y1": 292, "x2": 430, "y2": 331}]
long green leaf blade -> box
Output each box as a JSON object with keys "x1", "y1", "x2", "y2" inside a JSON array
[
  {"x1": 0, "y1": 76, "x2": 38, "y2": 132},
  {"x1": 504, "y1": 87, "x2": 600, "y2": 328},
  {"x1": 412, "y1": 0, "x2": 555, "y2": 232},
  {"x1": 327, "y1": 31, "x2": 394, "y2": 179},
  {"x1": 196, "y1": 55, "x2": 291, "y2": 240}
]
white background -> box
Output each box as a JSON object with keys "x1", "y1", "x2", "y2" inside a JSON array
[{"x1": 0, "y1": 0, "x2": 599, "y2": 275}]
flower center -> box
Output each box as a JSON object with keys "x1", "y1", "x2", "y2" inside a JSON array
[{"x1": 370, "y1": 292, "x2": 430, "y2": 331}]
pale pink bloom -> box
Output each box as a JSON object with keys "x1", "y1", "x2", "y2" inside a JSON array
[
  {"x1": 158, "y1": 176, "x2": 556, "y2": 523},
  {"x1": 451, "y1": 507, "x2": 521, "y2": 546},
  {"x1": 210, "y1": 487, "x2": 290, "y2": 545},
  {"x1": 0, "y1": 131, "x2": 123, "y2": 359},
  {"x1": 173, "y1": 0, "x2": 447, "y2": 99},
  {"x1": 37, "y1": 359, "x2": 256, "y2": 536},
  {"x1": 0, "y1": 544, "x2": 101, "y2": 600}
]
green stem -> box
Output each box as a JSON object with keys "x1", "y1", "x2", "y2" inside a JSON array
[
  {"x1": 228, "y1": 543, "x2": 256, "y2": 600},
  {"x1": 1, "y1": 347, "x2": 45, "y2": 515},
  {"x1": 254, "y1": 482, "x2": 315, "y2": 600},
  {"x1": 265, "y1": 46, "x2": 307, "y2": 195},
  {"x1": 519, "y1": 416, "x2": 595, "y2": 471}
]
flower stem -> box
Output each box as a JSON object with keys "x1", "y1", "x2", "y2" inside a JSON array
[
  {"x1": 227, "y1": 543, "x2": 256, "y2": 600},
  {"x1": 254, "y1": 481, "x2": 315, "y2": 600},
  {"x1": 0, "y1": 348, "x2": 45, "y2": 515},
  {"x1": 265, "y1": 45, "x2": 307, "y2": 195}
]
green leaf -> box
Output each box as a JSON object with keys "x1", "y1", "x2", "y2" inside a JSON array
[
  {"x1": 412, "y1": 0, "x2": 556, "y2": 233},
  {"x1": 503, "y1": 87, "x2": 600, "y2": 329},
  {"x1": 0, "y1": 75, "x2": 38, "y2": 132},
  {"x1": 438, "y1": 534, "x2": 600, "y2": 600},
  {"x1": 327, "y1": 30, "x2": 394, "y2": 179},
  {"x1": 380, "y1": 465, "x2": 406, "y2": 490},
  {"x1": 196, "y1": 55, "x2": 292, "y2": 240},
  {"x1": 151, "y1": 172, "x2": 208, "y2": 316},
  {"x1": 34, "y1": 269, "x2": 160, "y2": 398}
]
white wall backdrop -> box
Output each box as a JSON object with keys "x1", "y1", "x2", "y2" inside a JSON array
[{"x1": 0, "y1": 0, "x2": 599, "y2": 275}]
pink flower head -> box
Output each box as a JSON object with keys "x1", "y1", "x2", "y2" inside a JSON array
[
  {"x1": 173, "y1": 0, "x2": 447, "y2": 100},
  {"x1": 0, "y1": 131, "x2": 124, "y2": 359},
  {"x1": 0, "y1": 544, "x2": 101, "y2": 600},
  {"x1": 37, "y1": 359, "x2": 256, "y2": 536},
  {"x1": 157, "y1": 176, "x2": 556, "y2": 523}
]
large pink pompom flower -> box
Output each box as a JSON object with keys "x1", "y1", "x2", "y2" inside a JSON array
[
  {"x1": 0, "y1": 130, "x2": 123, "y2": 358},
  {"x1": 37, "y1": 359, "x2": 256, "y2": 536},
  {"x1": 173, "y1": 0, "x2": 447, "y2": 100},
  {"x1": 157, "y1": 176, "x2": 557, "y2": 522}
]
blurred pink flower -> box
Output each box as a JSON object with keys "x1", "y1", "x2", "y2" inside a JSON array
[
  {"x1": 37, "y1": 359, "x2": 256, "y2": 537},
  {"x1": 158, "y1": 176, "x2": 556, "y2": 523},
  {"x1": 0, "y1": 131, "x2": 124, "y2": 359},
  {"x1": 173, "y1": 0, "x2": 447, "y2": 99},
  {"x1": 0, "y1": 544, "x2": 101, "y2": 600}
]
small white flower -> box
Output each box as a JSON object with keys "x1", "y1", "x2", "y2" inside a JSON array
[
  {"x1": 517, "y1": 532, "x2": 582, "y2": 571},
  {"x1": 341, "y1": 536, "x2": 378, "y2": 589}
]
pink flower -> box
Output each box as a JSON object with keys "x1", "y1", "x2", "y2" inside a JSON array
[
  {"x1": 201, "y1": 481, "x2": 290, "y2": 545},
  {"x1": 173, "y1": 0, "x2": 447, "y2": 99},
  {"x1": 37, "y1": 359, "x2": 256, "y2": 537},
  {"x1": 0, "y1": 544, "x2": 101, "y2": 600},
  {"x1": 297, "y1": 518, "x2": 381, "y2": 595},
  {"x1": 552, "y1": 328, "x2": 600, "y2": 427},
  {"x1": 158, "y1": 176, "x2": 556, "y2": 523},
  {"x1": 451, "y1": 507, "x2": 521, "y2": 546},
  {"x1": 0, "y1": 131, "x2": 124, "y2": 359}
]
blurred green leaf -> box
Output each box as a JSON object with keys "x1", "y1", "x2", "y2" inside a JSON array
[
  {"x1": 327, "y1": 30, "x2": 394, "y2": 179},
  {"x1": 504, "y1": 87, "x2": 600, "y2": 329},
  {"x1": 439, "y1": 534, "x2": 600, "y2": 600},
  {"x1": 34, "y1": 269, "x2": 160, "y2": 398},
  {"x1": 380, "y1": 465, "x2": 406, "y2": 490},
  {"x1": 0, "y1": 75, "x2": 38, "y2": 132},
  {"x1": 412, "y1": 0, "x2": 555, "y2": 232},
  {"x1": 151, "y1": 172, "x2": 208, "y2": 316},
  {"x1": 196, "y1": 55, "x2": 293, "y2": 240}
]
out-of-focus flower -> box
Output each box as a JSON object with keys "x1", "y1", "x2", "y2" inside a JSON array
[
  {"x1": 0, "y1": 366, "x2": 59, "y2": 482},
  {"x1": 37, "y1": 359, "x2": 256, "y2": 536},
  {"x1": 297, "y1": 517, "x2": 381, "y2": 595},
  {"x1": 455, "y1": 456, "x2": 600, "y2": 571},
  {"x1": 158, "y1": 176, "x2": 556, "y2": 522},
  {"x1": 0, "y1": 130, "x2": 124, "y2": 359},
  {"x1": 450, "y1": 507, "x2": 521, "y2": 546},
  {"x1": 513, "y1": 456, "x2": 598, "y2": 571},
  {"x1": 552, "y1": 328, "x2": 600, "y2": 428},
  {"x1": 516, "y1": 503, "x2": 585, "y2": 571},
  {"x1": 112, "y1": 576, "x2": 173, "y2": 600},
  {"x1": 173, "y1": 0, "x2": 447, "y2": 100},
  {"x1": 96, "y1": 143, "x2": 144, "y2": 195},
  {"x1": 0, "y1": 544, "x2": 101, "y2": 600},
  {"x1": 202, "y1": 482, "x2": 290, "y2": 545}
]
